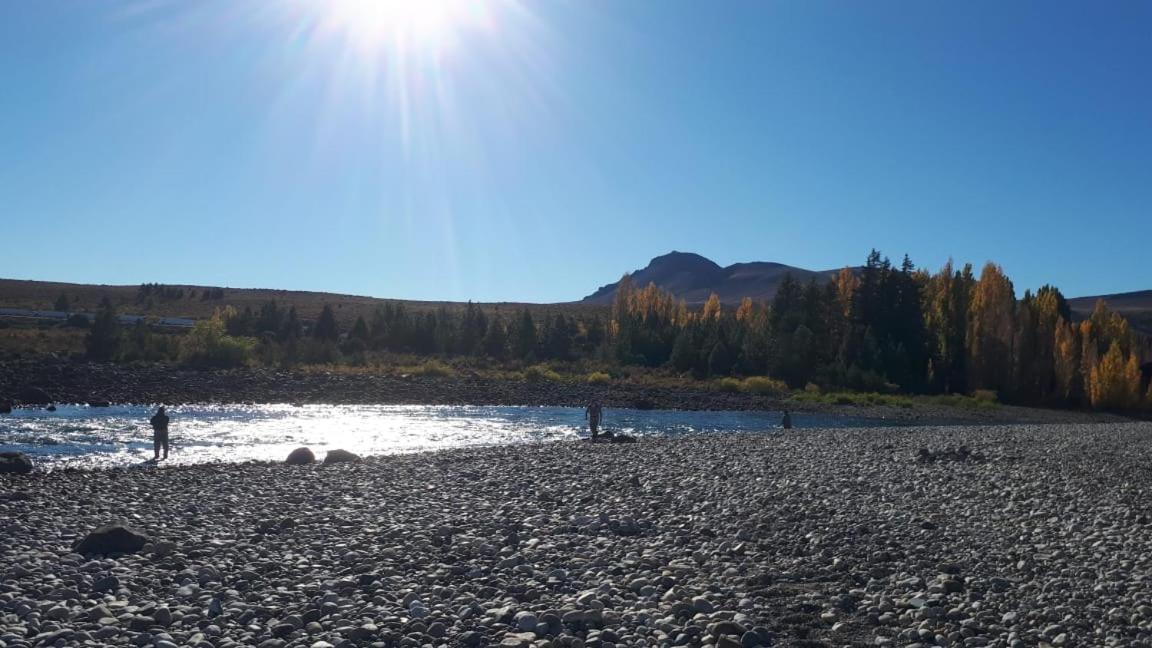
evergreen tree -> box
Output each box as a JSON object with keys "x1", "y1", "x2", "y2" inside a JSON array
[
  {"x1": 707, "y1": 340, "x2": 733, "y2": 377},
  {"x1": 313, "y1": 305, "x2": 339, "y2": 342},
  {"x1": 512, "y1": 309, "x2": 537, "y2": 360},
  {"x1": 350, "y1": 316, "x2": 370, "y2": 341},
  {"x1": 280, "y1": 307, "x2": 302, "y2": 342},
  {"x1": 53, "y1": 293, "x2": 70, "y2": 312},
  {"x1": 256, "y1": 301, "x2": 283, "y2": 335},
  {"x1": 86, "y1": 298, "x2": 121, "y2": 361},
  {"x1": 670, "y1": 326, "x2": 698, "y2": 372},
  {"x1": 482, "y1": 319, "x2": 508, "y2": 359}
]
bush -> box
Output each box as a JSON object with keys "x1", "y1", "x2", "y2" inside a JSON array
[
  {"x1": 972, "y1": 389, "x2": 998, "y2": 403},
  {"x1": 586, "y1": 371, "x2": 611, "y2": 385},
  {"x1": 716, "y1": 377, "x2": 743, "y2": 393},
  {"x1": 178, "y1": 314, "x2": 254, "y2": 369},
  {"x1": 412, "y1": 359, "x2": 454, "y2": 378},
  {"x1": 804, "y1": 382, "x2": 821, "y2": 394},
  {"x1": 525, "y1": 364, "x2": 563, "y2": 382},
  {"x1": 742, "y1": 376, "x2": 788, "y2": 395}
]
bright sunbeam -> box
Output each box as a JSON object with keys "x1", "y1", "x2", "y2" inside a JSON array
[{"x1": 316, "y1": 0, "x2": 493, "y2": 55}]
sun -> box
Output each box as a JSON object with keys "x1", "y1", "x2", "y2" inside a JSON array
[{"x1": 318, "y1": 0, "x2": 487, "y2": 54}]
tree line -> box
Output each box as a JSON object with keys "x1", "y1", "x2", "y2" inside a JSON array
[
  {"x1": 608, "y1": 250, "x2": 1151, "y2": 410},
  {"x1": 82, "y1": 250, "x2": 1152, "y2": 411}
]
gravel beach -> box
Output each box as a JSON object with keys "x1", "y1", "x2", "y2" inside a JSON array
[{"x1": 4, "y1": 423, "x2": 1152, "y2": 648}]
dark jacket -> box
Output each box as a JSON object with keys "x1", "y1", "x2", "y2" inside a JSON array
[{"x1": 150, "y1": 412, "x2": 170, "y2": 433}]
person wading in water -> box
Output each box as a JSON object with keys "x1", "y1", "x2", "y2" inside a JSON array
[
  {"x1": 781, "y1": 409, "x2": 793, "y2": 430},
  {"x1": 150, "y1": 406, "x2": 170, "y2": 460},
  {"x1": 585, "y1": 400, "x2": 604, "y2": 441}
]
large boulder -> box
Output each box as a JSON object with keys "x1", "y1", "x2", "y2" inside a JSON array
[
  {"x1": 324, "y1": 449, "x2": 362, "y2": 465},
  {"x1": 0, "y1": 401, "x2": 12, "y2": 414},
  {"x1": 16, "y1": 386, "x2": 52, "y2": 406},
  {"x1": 0, "y1": 452, "x2": 34, "y2": 475},
  {"x1": 285, "y1": 447, "x2": 316, "y2": 465},
  {"x1": 74, "y1": 524, "x2": 149, "y2": 555}
]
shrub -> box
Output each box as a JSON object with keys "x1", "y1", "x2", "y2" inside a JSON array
[
  {"x1": 804, "y1": 382, "x2": 821, "y2": 394},
  {"x1": 412, "y1": 359, "x2": 454, "y2": 378},
  {"x1": 586, "y1": 371, "x2": 611, "y2": 385},
  {"x1": 742, "y1": 376, "x2": 788, "y2": 395},
  {"x1": 178, "y1": 313, "x2": 254, "y2": 369},
  {"x1": 524, "y1": 364, "x2": 563, "y2": 382},
  {"x1": 972, "y1": 389, "x2": 998, "y2": 403},
  {"x1": 716, "y1": 377, "x2": 742, "y2": 393}
]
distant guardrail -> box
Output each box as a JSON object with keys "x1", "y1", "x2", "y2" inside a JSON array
[{"x1": 0, "y1": 308, "x2": 196, "y2": 328}]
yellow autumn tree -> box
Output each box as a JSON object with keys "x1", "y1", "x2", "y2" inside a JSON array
[
  {"x1": 835, "y1": 267, "x2": 859, "y2": 319},
  {"x1": 1053, "y1": 317, "x2": 1081, "y2": 403},
  {"x1": 967, "y1": 262, "x2": 1016, "y2": 393},
  {"x1": 701, "y1": 293, "x2": 722, "y2": 322},
  {"x1": 735, "y1": 297, "x2": 755, "y2": 323},
  {"x1": 1089, "y1": 340, "x2": 1141, "y2": 410}
]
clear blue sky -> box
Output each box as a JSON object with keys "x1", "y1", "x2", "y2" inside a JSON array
[{"x1": 1, "y1": 1, "x2": 1149, "y2": 302}]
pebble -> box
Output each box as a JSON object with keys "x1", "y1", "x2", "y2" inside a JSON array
[{"x1": 3, "y1": 423, "x2": 1152, "y2": 647}]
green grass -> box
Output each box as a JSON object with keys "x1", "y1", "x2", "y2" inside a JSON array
[
  {"x1": 408, "y1": 359, "x2": 455, "y2": 378},
  {"x1": 789, "y1": 389, "x2": 999, "y2": 410}
]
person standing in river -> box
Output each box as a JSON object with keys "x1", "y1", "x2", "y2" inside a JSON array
[
  {"x1": 585, "y1": 400, "x2": 603, "y2": 441},
  {"x1": 150, "y1": 406, "x2": 170, "y2": 460},
  {"x1": 781, "y1": 409, "x2": 793, "y2": 430}
]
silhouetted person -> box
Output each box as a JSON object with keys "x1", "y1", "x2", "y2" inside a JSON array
[
  {"x1": 781, "y1": 409, "x2": 792, "y2": 430},
  {"x1": 585, "y1": 400, "x2": 603, "y2": 440},
  {"x1": 150, "y1": 406, "x2": 170, "y2": 460}
]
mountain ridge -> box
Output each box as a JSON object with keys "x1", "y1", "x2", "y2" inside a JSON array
[{"x1": 582, "y1": 251, "x2": 847, "y2": 305}]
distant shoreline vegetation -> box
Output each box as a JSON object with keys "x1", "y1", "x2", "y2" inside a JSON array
[{"x1": 2, "y1": 250, "x2": 1150, "y2": 414}]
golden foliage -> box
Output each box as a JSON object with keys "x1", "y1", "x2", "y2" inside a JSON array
[{"x1": 1089, "y1": 340, "x2": 1141, "y2": 410}]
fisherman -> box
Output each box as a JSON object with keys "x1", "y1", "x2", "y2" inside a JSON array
[
  {"x1": 150, "y1": 406, "x2": 170, "y2": 460},
  {"x1": 781, "y1": 409, "x2": 793, "y2": 430},
  {"x1": 585, "y1": 399, "x2": 604, "y2": 441}
]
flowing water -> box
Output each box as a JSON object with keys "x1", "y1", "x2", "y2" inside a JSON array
[{"x1": 1, "y1": 404, "x2": 917, "y2": 469}]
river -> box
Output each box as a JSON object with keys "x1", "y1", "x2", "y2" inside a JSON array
[{"x1": 1, "y1": 404, "x2": 919, "y2": 469}]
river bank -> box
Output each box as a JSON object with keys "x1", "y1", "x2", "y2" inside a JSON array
[
  {"x1": 0, "y1": 359, "x2": 1127, "y2": 424},
  {"x1": 4, "y1": 423, "x2": 1152, "y2": 647}
]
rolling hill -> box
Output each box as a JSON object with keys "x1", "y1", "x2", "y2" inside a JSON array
[{"x1": 1069, "y1": 290, "x2": 1152, "y2": 334}]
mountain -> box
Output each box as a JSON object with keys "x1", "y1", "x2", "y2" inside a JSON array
[{"x1": 582, "y1": 252, "x2": 846, "y2": 305}]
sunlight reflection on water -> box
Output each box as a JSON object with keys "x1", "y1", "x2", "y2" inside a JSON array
[{"x1": 0, "y1": 404, "x2": 894, "y2": 469}]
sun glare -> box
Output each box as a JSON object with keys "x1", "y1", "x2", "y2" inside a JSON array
[{"x1": 319, "y1": 0, "x2": 488, "y2": 54}]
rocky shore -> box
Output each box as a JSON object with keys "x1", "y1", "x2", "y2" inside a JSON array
[
  {"x1": 4, "y1": 423, "x2": 1152, "y2": 647},
  {"x1": 0, "y1": 360, "x2": 1127, "y2": 424}
]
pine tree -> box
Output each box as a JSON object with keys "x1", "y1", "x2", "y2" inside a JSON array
[
  {"x1": 670, "y1": 327, "x2": 697, "y2": 372},
  {"x1": 86, "y1": 298, "x2": 121, "y2": 361},
  {"x1": 350, "y1": 316, "x2": 369, "y2": 341},
  {"x1": 313, "y1": 305, "x2": 339, "y2": 341},
  {"x1": 707, "y1": 340, "x2": 733, "y2": 377},
  {"x1": 482, "y1": 319, "x2": 508, "y2": 359},
  {"x1": 512, "y1": 309, "x2": 537, "y2": 360}
]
